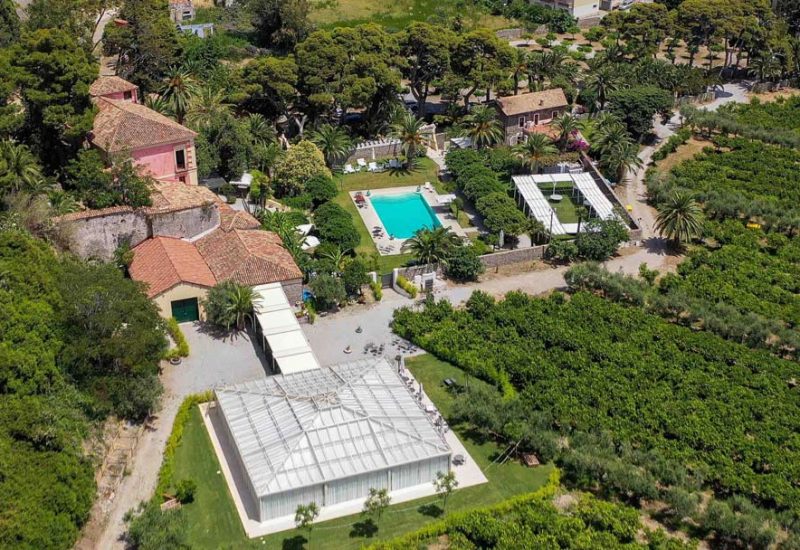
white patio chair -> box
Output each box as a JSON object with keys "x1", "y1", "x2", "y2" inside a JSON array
[
  {"x1": 368, "y1": 161, "x2": 378, "y2": 172},
  {"x1": 343, "y1": 163, "x2": 356, "y2": 174},
  {"x1": 388, "y1": 158, "x2": 400, "y2": 169},
  {"x1": 356, "y1": 158, "x2": 367, "y2": 169}
]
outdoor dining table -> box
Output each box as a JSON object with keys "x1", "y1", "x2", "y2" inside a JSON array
[{"x1": 549, "y1": 194, "x2": 563, "y2": 202}]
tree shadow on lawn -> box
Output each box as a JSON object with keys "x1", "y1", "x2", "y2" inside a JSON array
[
  {"x1": 349, "y1": 518, "x2": 379, "y2": 538},
  {"x1": 281, "y1": 535, "x2": 308, "y2": 550},
  {"x1": 418, "y1": 503, "x2": 443, "y2": 518}
]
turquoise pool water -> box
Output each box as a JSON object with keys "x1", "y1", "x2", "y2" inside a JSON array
[{"x1": 370, "y1": 192, "x2": 441, "y2": 239}]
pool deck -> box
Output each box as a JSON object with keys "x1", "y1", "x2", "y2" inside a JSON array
[{"x1": 351, "y1": 185, "x2": 467, "y2": 255}]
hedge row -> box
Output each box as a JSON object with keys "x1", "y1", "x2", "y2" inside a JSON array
[{"x1": 153, "y1": 392, "x2": 214, "y2": 500}]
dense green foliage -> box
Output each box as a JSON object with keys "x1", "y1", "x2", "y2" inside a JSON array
[
  {"x1": 0, "y1": 231, "x2": 167, "y2": 549},
  {"x1": 392, "y1": 291, "x2": 800, "y2": 515},
  {"x1": 372, "y1": 474, "x2": 688, "y2": 550},
  {"x1": 314, "y1": 201, "x2": 360, "y2": 253}
]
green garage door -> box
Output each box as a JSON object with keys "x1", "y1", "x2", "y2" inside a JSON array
[{"x1": 171, "y1": 298, "x2": 199, "y2": 323}]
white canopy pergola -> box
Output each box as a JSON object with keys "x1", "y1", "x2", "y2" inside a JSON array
[
  {"x1": 252, "y1": 283, "x2": 320, "y2": 374},
  {"x1": 512, "y1": 175, "x2": 568, "y2": 235}
]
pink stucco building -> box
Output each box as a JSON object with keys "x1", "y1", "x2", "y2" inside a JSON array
[{"x1": 89, "y1": 76, "x2": 198, "y2": 185}]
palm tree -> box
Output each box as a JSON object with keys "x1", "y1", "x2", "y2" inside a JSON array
[
  {"x1": 247, "y1": 113, "x2": 276, "y2": 144},
  {"x1": 460, "y1": 105, "x2": 504, "y2": 150},
  {"x1": 526, "y1": 218, "x2": 547, "y2": 246},
  {"x1": 390, "y1": 111, "x2": 427, "y2": 168},
  {"x1": 510, "y1": 49, "x2": 529, "y2": 95},
  {"x1": 145, "y1": 95, "x2": 172, "y2": 117},
  {"x1": 402, "y1": 227, "x2": 461, "y2": 269},
  {"x1": 575, "y1": 205, "x2": 590, "y2": 234},
  {"x1": 319, "y1": 246, "x2": 348, "y2": 273},
  {"x1": 161, "y1": 67, "x2": 196, "y2": 124},
  {"x1": 602, "y1": 140, "x2": 643, "y2": 184},
  {"x1": 309, "y1": 124, "x2": 352, "y2": 168},
  {"x1": 224, "y1": 283, "x2": 256, "y2": 331},
  {"x1": 654, "y1": 190, "x2": 703, "y2": 248},
  {"x1": 514, "y1": 133, "x2": 557, "y2": 173},
  {"x1": 584, "y1": 67, "x2": 619, "y2": 111},
  {"x1": 186, "y1": 87, "x2": 231, "y2": 130},
  {"x1": 48, "y1": 191, "x2": 79, "y2": 215},
  {"x1": 552, "y1": 113, "x2": 579, "y2": 151},
  {"x1": 0, "y1": 141, "x2": 43, "y2": 193}
]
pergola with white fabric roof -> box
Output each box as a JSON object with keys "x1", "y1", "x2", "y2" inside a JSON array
[
  {"x1": 252, "y1": 283, "x2": 320, "y2": 374},
  {"x1": 512, "y1": 173, "x2": 619, "y2": 235},
  {"x1": 214, "y1": 357, "x2": 451, "y2": 522},
  {"x1": 512, "y1": 175, "x2": 568, "y2": 235}
]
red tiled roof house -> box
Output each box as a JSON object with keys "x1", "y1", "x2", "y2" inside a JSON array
[
  {"x1": 495, "y1": 88, "x2": 569, "y2": 146},
  {"x1": 89, "y1": 76, "x2": 199, "y2": 186},
  {"x1": 129, "y1": 206, "x2": 303, "y2": 322}
]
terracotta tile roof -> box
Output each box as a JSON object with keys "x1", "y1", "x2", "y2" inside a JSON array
[
  {"x1": 218, "y1": 203, "x2": 261, "y2": 231},
  {"x1": 195, "y1": 225, "x2": 302, "y2": 287},
  {"x1": 91, "y1": 98, "x2": 197, "y2": 153},
  {"x1": 57, "y1": 205, "x2": 135, "y2": 222},
  {"x1": 56, "y1": 182, "x2": 218, "y2": 222},
  {"x1": 90, "y1": 76, "x2": 138, "y2": 98},
  {"x1": 496, "y1": 88, "x2": 569, "y2": 116},
  {"x1": 147, "y1": 181, "x2": 217, "y2": 214},
  {"x1": 130, "y1": 237, "x2": 216, "y2": 298}
]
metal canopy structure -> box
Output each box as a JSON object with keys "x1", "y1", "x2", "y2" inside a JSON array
[
  {"x1": 252, "y1": 283, "x2": 320, "y2": 374},
  {"x1": 512, "y1": 175, "x2": 568, "y2": 235},
  {"x1": 513, "y1": 173, "x2": 619, "y2": 236},
  {"x1": 571, "y1": 172, "x2": 616, "y2": 220},
  {"x1": 215, "y1": 358, "x2": 451, "y2": 521}
]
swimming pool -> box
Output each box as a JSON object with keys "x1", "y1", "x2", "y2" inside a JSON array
[{"x1": 370, "y1": 192, "x2": 441, "y2": 239}]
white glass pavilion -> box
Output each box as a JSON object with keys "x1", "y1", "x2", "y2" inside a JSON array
[{"x1": 215, "y1": 358, "x2": 451, "y2": 522}]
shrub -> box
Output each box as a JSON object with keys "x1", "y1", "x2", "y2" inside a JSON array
[
  {"x1": 545, "y1": 239, "x2": 579, "y2": 263},
  {"x1": 281, "y1": 193, "x2": 313, "y2": 210},
  {"x1": 315, "y1": 201, "x2": 360, "y2": 252},
  {"x1": 175, "y1": 479, "x2": 197, "y2": 504},
  {"x1": 305, "y1": 174, "x2": 338, "y2": 206},
  {"x1": 126, "y1": 504, "x2": 188, "y2": 550},
  {"x1": 342, "y1": 257, "x2": 370, "y2": 295},
  {"x1": 163, "y1": 317, "x2": 190, "y2": 360},
  {"x1": 396, "y1": 275, "x2": 418, "y2": 298},
  {"x1": 575, "y1": 218, "x2": 629, "y2": 261},
  {"x1": 445, "y1": 246, "x2": 485, "y2": 282},
  {"x1": 370, "y1": 281, "x2": 382, "y2": 301},
  {"x1": 154, "y1": 392, "x2": 213, "y2": 500},
  {"x1": 309, "y1": 273, "x2": 346, "y2": 310}
]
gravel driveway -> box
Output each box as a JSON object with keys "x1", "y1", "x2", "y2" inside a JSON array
[{"x1": 93, "y1": 325, "x2": 268, "y2": 550}]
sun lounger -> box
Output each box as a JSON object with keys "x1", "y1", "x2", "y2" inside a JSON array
[
  {"x1": 343, "y1": 163, "x2": 356, "y2": 174},
  {"x1": 356, "y1": 158, "x2": 367, "y2": 169},
  {"x1": 368, "y1": 161, "x2": 378, "y2": 172}
]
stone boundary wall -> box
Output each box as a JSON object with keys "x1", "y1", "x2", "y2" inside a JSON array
[
  {"x1": 674, "y1": 91, "x2": 716, "y2": 107},
  {"x1": 345, "y1": 139, "x2": 402, "y2": 164},
  {"x1": 479, "y1": 245, "x2": 547, "y2": 268}
]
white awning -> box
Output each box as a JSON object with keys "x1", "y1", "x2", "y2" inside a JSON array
[
  {"x1": 572, "y1": 172, "x2": 616, "y2": 220},
  {"x1": 512, "y1": 175, "x2": 568, "y2": 235},
  {"x1": 252, "y1": 283, "x2": 320, "y2": 374}
]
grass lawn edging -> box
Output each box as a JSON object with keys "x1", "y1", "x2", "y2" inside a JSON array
[
  {"x1": 367, "y1": 469, "x2": 561, "y2": 549},
  {"x1": 153, "y1": 392, "x2": 214, "y2": 501}
]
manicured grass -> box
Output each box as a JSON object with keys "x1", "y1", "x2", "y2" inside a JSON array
[
  {"x1": 333, "y1": 158, "x2": 440, "y2": 274},
  {"x1": 312, "y1": 0, "x2": 512, "y2": 31},
  {"x1": 173, "y1": 354, "x2": 553, "y2": 549}
]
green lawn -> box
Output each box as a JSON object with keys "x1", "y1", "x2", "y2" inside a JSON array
[
  {"x1": 333, "y1": 158, "x2": 440, "y2": 274},
  {"x1": 173, "y1": 354, "x2": 553, "y2": 549},
  {"x1": 539, "y1": 185, "x2": 581, "y2": 224},
  {"x1": 311, "y1": 0, "x2": 512, "y2": 31}
]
